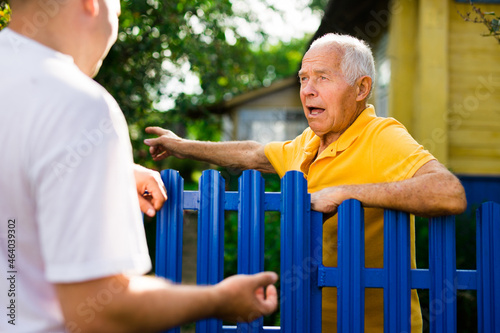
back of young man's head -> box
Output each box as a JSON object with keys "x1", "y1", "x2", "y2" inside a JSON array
[{"x1": 8, "y1": 0, "x2": 121, "y2": 77}]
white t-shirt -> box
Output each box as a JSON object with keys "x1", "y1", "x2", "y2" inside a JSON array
[{"x1": 0, "y1": 28, "x2": 152, "y2": 332}]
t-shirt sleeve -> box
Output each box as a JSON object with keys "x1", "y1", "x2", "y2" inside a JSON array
[
  {"x1": 29, "y1": 91, "x2": 151, "y2": 283},
  {"x1": 264, "y1": 141, "x2": 290, "y2": 177},
  {"x1": 264, "y1": 130, "x2": 309, "y2": 177},
  {"x1": 369, "y1": 118, "x2": 436, "y2": 182}
]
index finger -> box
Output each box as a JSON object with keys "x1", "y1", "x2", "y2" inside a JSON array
[{"x1": 145, "y1": 126, "x2": 167, "y2": 136}]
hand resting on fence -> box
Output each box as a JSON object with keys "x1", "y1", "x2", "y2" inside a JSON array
[
  {"x1": 133, "y1": 164, "x2": 168, "y2": 217},
  {"x1": 311, "y1": 160, "x2": 466, "y2": 217}
]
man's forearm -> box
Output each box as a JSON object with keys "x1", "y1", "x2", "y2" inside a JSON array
[
  {"x1": 145, "y1": 127, "x2": 276, "y2": 173},
  {"x1": 56, "y1": 273, "x2": 278, "y2": 333},
  {"x1": 340, "y1": 173, "x2": 466, "y2": 217},
  {"x1": 312, "y1": 160, "x2": 467, "y2": 217},
  {"x1": 57, "y1": 275, "x2": 217, "y2": 333},
  {"x1": 173, "y1": 139, "x2": 275, "y2": 173},
  {"x1": 105, "y1": 276, "x2": 221, "y2": 332}
]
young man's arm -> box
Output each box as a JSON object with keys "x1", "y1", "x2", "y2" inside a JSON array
[
  {"x1": 55, "y1": 272, "x2": 278, "y2": 333},
  {"x1": 144, "y1": 127, "x2": 276, "y2": 173},
  {"x1": 311, "y1": 160, "x2": 467, "y2": 218}
]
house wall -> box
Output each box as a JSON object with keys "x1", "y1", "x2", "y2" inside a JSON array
[
  {"x1": 223, "y1": 83, "x2": 307, "y2": 143},
  {"x1": 231, "y1": 84, "x2": 302, "y2": 109},
  {"x1": 387, "y1": 0, "x2": 500, "y2": 175},
  {"x1": 448, "y1": 1, "x2": 500, "y2": 175}
]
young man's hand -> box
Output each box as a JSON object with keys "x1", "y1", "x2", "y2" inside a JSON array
[{"x1": 133, "y1": 164, "x2": 167, "y2": 217}]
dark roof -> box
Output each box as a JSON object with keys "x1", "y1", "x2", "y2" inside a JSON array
[{"x1": 311, "y1": 0, "x2": 390, "y2": 46}]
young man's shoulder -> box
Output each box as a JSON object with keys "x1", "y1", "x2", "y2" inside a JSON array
[{"x1": 0, "y1": 28, "x2": 111, "y2": 109}]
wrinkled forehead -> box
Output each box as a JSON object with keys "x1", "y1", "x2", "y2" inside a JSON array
[
  {"x1": 300, "y1": 44, "x2": 343, "y2": 73},
  {"x1": 308, "y1": 43, "x2": 343, "y2": 61}
]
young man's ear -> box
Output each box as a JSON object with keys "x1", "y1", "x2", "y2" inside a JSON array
[
  {"x1": 355, "y1": 76, "x2": 372, "y2": 102},
  {"x1": 82, "y1": 0, "x2": 99, "y2": 16}
]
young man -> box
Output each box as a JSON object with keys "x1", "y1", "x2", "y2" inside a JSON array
[{"x1": 0, "y1": 0, "x2": 278, "y2": 332}]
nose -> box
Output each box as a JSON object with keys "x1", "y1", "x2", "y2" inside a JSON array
[{"x1": 300, "y1": 80, "x2": 318, "y2": 97}]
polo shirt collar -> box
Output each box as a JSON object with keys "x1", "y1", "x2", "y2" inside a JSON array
[
  {"x1": 333, "y1": 104, "x2": 376, "y2": 153},
  {"x1": 305, "y1": 105, "x2": 377, "y2": 159}
]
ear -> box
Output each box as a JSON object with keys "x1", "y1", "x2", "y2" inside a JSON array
[
  {"x1": 355, "y1": 76, "x2": 372, "y2": 102},
  {"x1": 82, "y1": 0, "x2": 99, "y2": 16}
]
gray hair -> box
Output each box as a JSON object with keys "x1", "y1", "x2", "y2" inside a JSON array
[{"x1": 309, "y1": 33, "x2": 376, "y2": 86}]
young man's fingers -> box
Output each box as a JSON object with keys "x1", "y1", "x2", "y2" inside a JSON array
[
  {"x1": 138, "y1": 196, "x2": 156, "y2": 217},
  {"x1": 252, "y1": 272, "x2": 278, "y2": 289}
]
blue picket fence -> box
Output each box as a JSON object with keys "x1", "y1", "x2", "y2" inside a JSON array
[{"x1": 155, "y1": 169, "x2": 500, "y2": 333}]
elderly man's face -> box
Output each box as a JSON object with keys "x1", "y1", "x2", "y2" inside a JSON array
[{"x1": 298, "y1": 45, "x2": 359, "y2": 141}]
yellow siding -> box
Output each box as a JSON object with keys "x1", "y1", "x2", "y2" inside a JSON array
[
  {"x1": 387, "y1": 0, "x2": 418, "y2": 132},
  {"x1": 388, "y1": 0, "x2": 450, "y2": 164},
  {"x1": 448, "y1": 1, "x2": 500, "y2": 175},
  {"x1": 388, "y1": 0, "x2": 500, "y2": 175},
  {"x1": 415, "y1": 0, "x2": 450, "y2": 164}
]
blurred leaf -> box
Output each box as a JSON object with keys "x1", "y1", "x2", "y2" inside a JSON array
[
  {"x1": 492, "y1": 18, "x2": 499, "y2": 32},
  {"x1": 0, "y1": 1, "x2": 11, "y2": 31}
]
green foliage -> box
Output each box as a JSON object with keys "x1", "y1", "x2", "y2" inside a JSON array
[
  {"x1": 0, "y1": 1, "x2": 11, "y2": 30},
  {"x1": 95, "y1": 0, "x2": 309, "y2": 171},
  {"x1": 309, "y1": 0, "x2": 329, "y2": 13}
]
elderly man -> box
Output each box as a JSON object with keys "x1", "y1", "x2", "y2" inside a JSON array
[
  {"x1": 145, "y1": 33, "x2": 467, "y2": 332},
  {"x1": 0, "y1": 0, "x2": 278, "y2": 332}
]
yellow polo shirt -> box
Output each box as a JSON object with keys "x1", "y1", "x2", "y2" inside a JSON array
[{"x1": 265, "y1": 105, "x2": 434, "y2": 332}]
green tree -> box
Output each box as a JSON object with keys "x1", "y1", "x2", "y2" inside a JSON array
[
  {"x1": 0, "y1": 0, "x2": 310, "y2": 169},
  {"x1": 0, "y1": 1, "x2": 10, "y2": 30},
  {"x1": 95, "y1": 0, "x2": 310, "y2": 170}
]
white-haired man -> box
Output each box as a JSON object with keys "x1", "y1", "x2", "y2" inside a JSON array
[
  {"x1": 0, "y1": 0, "x2": 278, "y2": 332},
  {"x1": 145, "y1": 33, "x2": 467, "y2": 332}
]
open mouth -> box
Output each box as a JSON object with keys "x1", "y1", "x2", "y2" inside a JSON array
[{"x1": 308, "y1": 106, "x2": 326, "y2": 116}]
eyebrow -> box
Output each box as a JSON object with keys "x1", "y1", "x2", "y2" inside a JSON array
[{"x1": 298, "y1": 68, "x2": 333, "y2": 77}]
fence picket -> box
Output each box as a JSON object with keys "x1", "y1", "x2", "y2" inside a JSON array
[
  {"x1": 155, "y1": 169, "x2": 184, "y2": 333},
  {"x1": 196, "y1": 170, "x2": 225, "y2": 333},
  {"x1": 429, "y1": 215, "x2": 457, "y2": 333},
  {"x1": 237, "y1": 170, "x2": 265, "y2": 332},
  {"x1": 279, "y1": 171, "x2": 322, "y2": 332},
  {"x1": 384, "y1": 210, "x2": 411, "y2": 333},
  {"x1": 476, "y1": 202, "x2": 500, "y2": 333},
  {"x1": 337, "y1": 199, "x2": 365, "y2": 333}
]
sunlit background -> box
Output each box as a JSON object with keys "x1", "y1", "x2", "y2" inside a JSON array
[
  {"x1": 1, "y1": 1, "x2": 498, "y2": 331},
  {"x1": 156, "y1": 0, "x2": 322, "y2": 111}
]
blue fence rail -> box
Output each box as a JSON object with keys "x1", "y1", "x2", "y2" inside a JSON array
[{"x1": 155, "y1": 169, "x2": 500, "y2": 333}]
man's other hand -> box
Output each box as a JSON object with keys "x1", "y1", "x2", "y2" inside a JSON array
[
  {"x1": 214, "y1": 272, "x2": 279, "y2": 323},
  {"x1": 133, "y1": 164, "x2": 167, "y2": 217}
]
